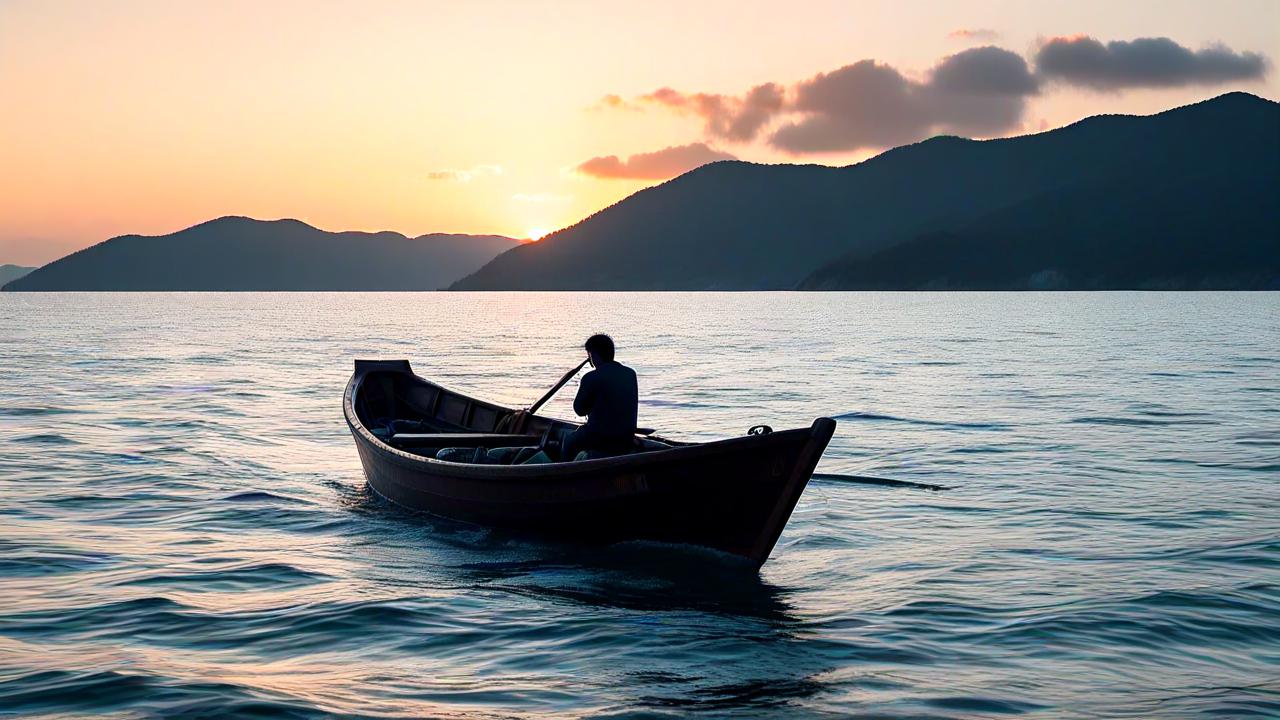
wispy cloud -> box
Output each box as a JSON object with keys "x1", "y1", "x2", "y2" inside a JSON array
[
  {"x1": 949, "y1": 28, "x2": 1000, "y2": 42},
  {"x1": 638, "y1": 83, "x2": 785, "y2": 142},
  {"x1": 575, "y1": 143, "x2": 736, "y2": 180},
  {"x1": 588, "y1": 94, "x2": 644, "y2": 112},
  {"x1": 426, "y1": 164, "x2": 504, "y2": 182}
]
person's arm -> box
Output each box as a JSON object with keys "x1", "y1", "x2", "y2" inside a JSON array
[{"x1": 573, "y1": 372, "x2": 595, "y2": 417}]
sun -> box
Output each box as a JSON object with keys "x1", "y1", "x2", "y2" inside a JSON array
[{"x1": 526, "y1": 227, "x2": 551, "y2": 241}]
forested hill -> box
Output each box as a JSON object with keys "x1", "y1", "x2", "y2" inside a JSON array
[{"x1": 451, "y1": 92, "x2": 1279, "y2": 291}]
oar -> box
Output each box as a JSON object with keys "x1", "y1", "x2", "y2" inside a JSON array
[
  {"x1": 527, "y1": 358, "x2": 589, "y2": 416},
  {"x1": 811, "y1": 472, "x2": 950, "y2": 492}
]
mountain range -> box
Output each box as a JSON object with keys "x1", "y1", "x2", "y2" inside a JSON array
[
  {"x1": 5, "y1": 93, "x2": 1276, "y2": 292},
  {"x1": 4, "y1": 218, "x2": 519, "y2": 291},
  {"x1": 452, "y1": 92, "x2": 1278, "y2": 291}
]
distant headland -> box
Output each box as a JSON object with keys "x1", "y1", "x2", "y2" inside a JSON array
[
  {"x1": 3, "y1": 218, "x2": 520, "y2": 291},
  {"x1": 0, "y1": 265, "x2": 35, "y2": 287},
  {"x1": 6, "y1": 93, "x2": 1277, "y2": 293}
]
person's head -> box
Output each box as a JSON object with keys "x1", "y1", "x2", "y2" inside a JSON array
[{"x1": 584, "y1": 333, "x2": 615, "y2": 366}]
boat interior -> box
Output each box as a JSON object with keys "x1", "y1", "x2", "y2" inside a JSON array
[{"x1": 353, "y1": 367, "x2": 682, "y2": 466}]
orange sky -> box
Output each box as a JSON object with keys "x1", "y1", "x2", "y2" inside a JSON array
[{"x1": 2, "y1": 0, "x2": 1277, "y2": 265}]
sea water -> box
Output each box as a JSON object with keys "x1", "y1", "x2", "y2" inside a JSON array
[{"x1": 1, "y1": 292, "x2": 1276, "y2": 718}]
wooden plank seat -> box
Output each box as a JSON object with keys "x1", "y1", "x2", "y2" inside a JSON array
[{"x1": 388, "y1": 433, "x2": 542, "y2": 447}]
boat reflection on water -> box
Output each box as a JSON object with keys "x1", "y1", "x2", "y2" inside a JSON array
[
  {"x1": 456, "y1": 542, "x2": 797, "y2": 621},
  {"x1": 339, "y1": 477, "x2": 796, "y2": 618},
  {"x1": 329, "y1": 478, "x2": 844, "y2": 715}
]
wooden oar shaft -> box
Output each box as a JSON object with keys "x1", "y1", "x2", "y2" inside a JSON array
[
  {"x1": 811, "y1": 472, "x2": 950, "y2": 492},
  {"x1": 528, "y1": 358, "x2": 589, "y2": 415}
]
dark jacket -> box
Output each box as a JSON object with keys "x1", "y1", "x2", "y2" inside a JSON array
[{"x1": 572, "y1": 360, "x2": 638, "y2": 438}]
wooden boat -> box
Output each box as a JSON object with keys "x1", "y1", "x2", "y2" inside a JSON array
[{"x1": 344, "y1": 359, "x2": 836, "y2": 569}]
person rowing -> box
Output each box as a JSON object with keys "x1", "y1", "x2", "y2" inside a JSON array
[{"x1": 562, "y1": 334, "x2": 638, "y2": 461}]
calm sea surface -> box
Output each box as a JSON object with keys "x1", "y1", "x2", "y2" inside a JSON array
[{"x1": 1, "y1": 292, "x2": 1277, "y2": 719}]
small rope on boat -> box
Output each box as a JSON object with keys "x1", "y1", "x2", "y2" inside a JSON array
[{"x1": 747, "y1": 425, "x2": 773, "y2": 436}]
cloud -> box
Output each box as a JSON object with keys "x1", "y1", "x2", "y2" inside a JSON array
[
  {"x1": 605, "y1": 47, "x2": 1038, "y2": 154},
  {"x1": 596, "y1": 36, "x2": 1268, "y2": 156},
  {"x1": 636, "y1": 83, "x2": 786, "y2": 142},
  {"x1": 949, "y1": 28, "x2": 1000, "y2": 42},
  {"x1": 1035, "y1": 36, "x2": 1267, "y2": 90},
  {"x1": 771, "y1": 47, "x2": 1038, "y2": 153},
  {"x1": 932, "y1": 45, "x2": 1040, "y2": 95},
  {"x1": 575, "y1": 143, "x2": 737, "y2": 180},
  {"x1": 426, "y1": 164, "x2": 503, "y2": 182},
  {"x1": 772, "y1": 60, "x2": 926, "y2": 152},
  {"x1": 589, "y1": 94, "x2": 643, "y2": 112}
]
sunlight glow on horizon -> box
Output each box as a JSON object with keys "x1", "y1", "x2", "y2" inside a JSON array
[{"x1": 1, "y1": 0, "x2": 1276, "y2": 265}]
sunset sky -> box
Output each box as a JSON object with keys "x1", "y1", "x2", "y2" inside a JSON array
[{"x1": 2, "y1": 0, "x2": 1277, "y2": 265}]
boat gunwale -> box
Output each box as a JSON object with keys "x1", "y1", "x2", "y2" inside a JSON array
[{"x1": 343, "y1": 363, "x2": 821, "y2": 481}]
